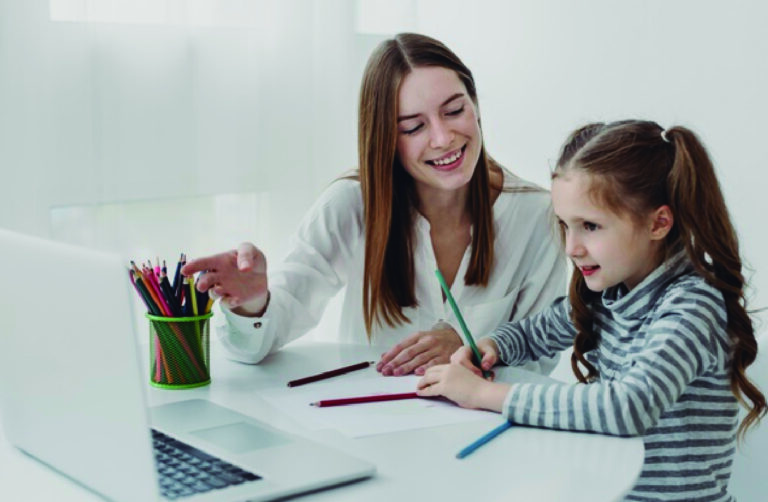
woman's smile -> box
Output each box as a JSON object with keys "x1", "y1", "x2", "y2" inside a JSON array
[{"x1": 426, "y1": 145, "x2": 466, "y2": 171}]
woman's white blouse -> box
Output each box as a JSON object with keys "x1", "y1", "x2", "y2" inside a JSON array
[{"x1": 217, "y1": 169, "x2": 568, "y2": 373}]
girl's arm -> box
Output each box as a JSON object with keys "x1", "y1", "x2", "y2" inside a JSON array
[
  {"x1": 501, "y1": 282, "x2": 727, "y2": 436},
  {"x1": 421, "y1": 278, "x2": 729, "y2": 437},
  {"x1": 489, "y1": 296, "x2": 576, "y2": 366},
  {"x1": 417, "y1": 299, "x2": 576, "y2": 409}
]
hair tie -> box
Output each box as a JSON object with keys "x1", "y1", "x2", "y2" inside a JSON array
[{"x1": 661, "y1": 129, "x2": 670, "y2": 143}]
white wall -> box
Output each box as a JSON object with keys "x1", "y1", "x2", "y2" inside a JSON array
[{"x1": 0, "y1": 0, "x2": 362, "y2": 244}]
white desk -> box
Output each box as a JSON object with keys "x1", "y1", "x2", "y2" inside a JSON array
[{"x1": 1, "y1": 340, "x2": 644, "y2": 502}]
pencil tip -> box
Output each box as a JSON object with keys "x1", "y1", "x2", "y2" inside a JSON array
[{"x1": 310, "y1": 403, "x2": 316, "y2": 406}]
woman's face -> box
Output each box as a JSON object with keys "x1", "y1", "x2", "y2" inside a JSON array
[{"x1": 395, "y1": 66, "x2": 482, "y2": 197}]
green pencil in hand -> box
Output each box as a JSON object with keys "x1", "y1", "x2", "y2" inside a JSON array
[{"x1": 434, "y1": 269, "x2": 492, "y2": 378}]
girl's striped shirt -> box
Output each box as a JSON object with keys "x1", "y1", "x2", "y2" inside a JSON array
[{"x1": 489, "y1": 254, "x2": 737, "y2": 501}]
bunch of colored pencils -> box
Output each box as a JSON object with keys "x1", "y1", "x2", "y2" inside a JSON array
[
  {"x1": 128, "y1": 254, "x2": 213, "y2": 387},
  {"x1": 128, "y1": 253, "x2": 212, "y2": 318}
]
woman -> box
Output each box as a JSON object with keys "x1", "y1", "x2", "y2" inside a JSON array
[{"x1": 182, "y1": 33, "x2": 566, "y2": 375}]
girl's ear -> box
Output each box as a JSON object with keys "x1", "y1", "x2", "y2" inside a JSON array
[{"x1": 649, "y1": 205, "x2": 674, "y2": 241}]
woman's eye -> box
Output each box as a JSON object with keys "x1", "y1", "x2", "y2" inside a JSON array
[
  {"x1": 446, "y1": 106, "x2": 464, "y2": 116},
  {"x1": 583, "y1": 222, "x2": 598, "y2": 231},
  {"x1": 401, "y1": 123, "x2": 423, "y2": 135}
]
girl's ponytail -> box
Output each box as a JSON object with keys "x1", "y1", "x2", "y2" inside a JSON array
[{"x1": 666, "y1": 127, "x2": 766, "y2": 438}]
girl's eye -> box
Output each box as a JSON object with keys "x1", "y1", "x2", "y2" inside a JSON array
[
  {"x1": 583, "y1": 222, "x2": 598, "y2": 231},
  {"x1": 401, "y1": 123, "x2": 423, "y2": 135},
  {"x1": 446, "y1": 106, "x2": 464, "y2": 116}
]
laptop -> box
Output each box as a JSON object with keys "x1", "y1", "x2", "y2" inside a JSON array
[{"x1": 0, "y1": 229, "x2": 375, "y2": 501}]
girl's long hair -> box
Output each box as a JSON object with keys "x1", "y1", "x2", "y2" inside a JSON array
[
  {"x1": 357, "y1": 33, "x2": 501, "y2": 335},
  {"x1": 554, "y1": 120, "x2": 765, "y2": 438}
]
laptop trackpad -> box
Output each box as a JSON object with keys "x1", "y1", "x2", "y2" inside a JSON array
[{"x1": 190, "y1": 422, "x2": 290, "y2": 454}]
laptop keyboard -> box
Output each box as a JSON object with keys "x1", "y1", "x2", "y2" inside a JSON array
[{"x1": 152, "y1": 429, "x2": 262, "y2": 500}]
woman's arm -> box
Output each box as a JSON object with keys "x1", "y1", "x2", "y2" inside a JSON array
[{"x1": 188, "y1": 179, "x2": 363, "y2": 364}]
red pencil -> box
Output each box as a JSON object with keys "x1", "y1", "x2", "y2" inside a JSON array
[
  {"x1": 310, "y1": 392, "x2": 420, "y2": 407},
  {"x1": 287, "y1": 361, "x2": 375, "y2": 387}
]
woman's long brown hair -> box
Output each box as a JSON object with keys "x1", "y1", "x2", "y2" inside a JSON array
[
  {"x1": 357, "y1": 33, "x2": 500, "y2": 335},
  {"x1": 554, "y1": 120, "x2": 765, "y2": 439}
]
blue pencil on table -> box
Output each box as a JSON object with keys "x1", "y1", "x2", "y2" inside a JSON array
[{"x1": 456, "y1": 421, "x2": 512, "y2": 459}]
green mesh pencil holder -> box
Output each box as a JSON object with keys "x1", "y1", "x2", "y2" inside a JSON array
[{"x1": 147, "y1": 312, "x2": 213, "y2": 389}]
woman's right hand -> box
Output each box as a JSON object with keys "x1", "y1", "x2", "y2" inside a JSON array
[
  {"x1": 450, "y1": 338, "x2": 500, "y2": 378},
  {"x1": 181, "y1": 242, "x2": 269, "y2": 316}
]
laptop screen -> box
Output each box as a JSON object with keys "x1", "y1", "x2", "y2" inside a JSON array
[{"x1": 0, "y1": 229, "x2": 159, "y2": 501}]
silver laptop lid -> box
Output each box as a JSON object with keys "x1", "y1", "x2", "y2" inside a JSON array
[{"x1": 0, "y1": 229, "x2": 158, "y2": 501}]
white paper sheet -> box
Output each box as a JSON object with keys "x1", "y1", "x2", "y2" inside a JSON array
[{"x1": 260, "y1": 372, "x2": 496, "y2": 437}]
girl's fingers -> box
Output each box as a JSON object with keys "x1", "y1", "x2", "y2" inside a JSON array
[
  {"x1": 416, "y1": 366, "x2": 442, "y2": 389},
  {"x1": 456, "y1": 357, "x2": 483, "y2": 377},
  {"x1": 450, "y1": 346, "x2": 473, "y2": 364},
  {"x1": 481, "y1": 353, "x2": 496, "y2": 370}
]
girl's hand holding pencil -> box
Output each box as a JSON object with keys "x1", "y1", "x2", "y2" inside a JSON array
[
  {"x1": 416, "y1": 361, "x2": 508, "y2": 413},
  {"x1": 416, "y1": 363, "x2": 507, "y2": 412},
  {"x1": 416, "y1": 338, "x2": 506, "y2": 411},
  {"x1": 450, "y1": 339, "x2": 500, "y2": 378},
  {"x1": 181, "y1": 242, "x2": 269, "y2": 316}
]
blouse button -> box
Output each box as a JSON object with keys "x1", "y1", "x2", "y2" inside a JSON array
[{"x1": 253, "y1": 321, "x2": 262, "y2": 329}]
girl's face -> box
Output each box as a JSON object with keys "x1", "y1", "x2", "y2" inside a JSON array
[
  {"x1": 552, "y1": 170, "x2": 665, "y2": 292},
  {"x1": 395, "y1": 66, "x2": 481, "y2": 198}
]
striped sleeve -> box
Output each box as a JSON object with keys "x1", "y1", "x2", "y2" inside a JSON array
[
  {"x1": 488, "y1": 296, "x2": 575, "y2": 366},
  {"x1": 501, "y1": 283, "x2": 727, "y2": 436}
]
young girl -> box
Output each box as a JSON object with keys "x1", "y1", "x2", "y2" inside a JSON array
[{"x1": 417, "y1": 120, "x2": 766, "y2": 501}]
